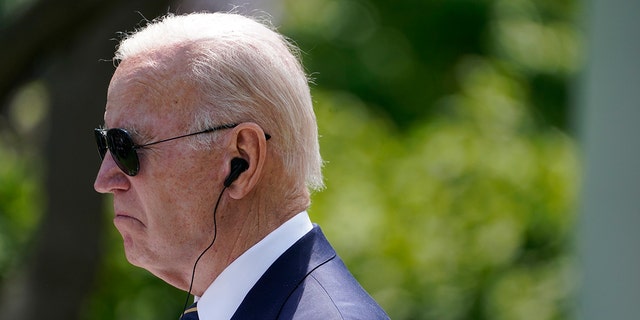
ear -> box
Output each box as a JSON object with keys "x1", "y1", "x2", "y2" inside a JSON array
[{"x1": 225, "y1": 123, "x2": 268, "y2": 199}]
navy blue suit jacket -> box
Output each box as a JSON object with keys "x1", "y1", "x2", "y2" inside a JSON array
[{"x1": 230, "y1": 225, "x2": 390, "y2": 320}]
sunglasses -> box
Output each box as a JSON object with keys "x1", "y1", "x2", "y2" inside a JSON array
[{"x1": 95, "y1": 123, "x2": 255, "y2": 176}]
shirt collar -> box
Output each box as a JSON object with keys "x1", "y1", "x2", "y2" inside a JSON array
[{"x1": 196, "y1": 211, "x2": 313, "y2": 320}]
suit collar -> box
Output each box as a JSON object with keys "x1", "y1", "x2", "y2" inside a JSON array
[{"x1": 231, "y1": 225, "x2": 336, "y2": 319}]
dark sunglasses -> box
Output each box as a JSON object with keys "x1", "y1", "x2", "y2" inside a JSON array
[{"x1": 94, "y1": 123, "x2": 270, "y2": 176}]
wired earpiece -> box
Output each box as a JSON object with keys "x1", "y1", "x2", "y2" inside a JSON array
[
  {"x1": 181, "y1": 158, "x2": 249, "y2": 317},
  {"x1": 224, "y1": 158, "x2": 249, "y2": 187}
]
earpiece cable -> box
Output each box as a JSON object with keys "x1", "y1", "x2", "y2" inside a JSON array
[{"x1": 181, "y1": 185, "x2": 227, "y2": 317}]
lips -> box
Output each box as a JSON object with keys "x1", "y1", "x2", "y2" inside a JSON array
[{"x1": 114, "y1": 212, "x2": 145, "y2": 227}]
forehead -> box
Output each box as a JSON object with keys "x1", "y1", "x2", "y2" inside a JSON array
[{"x1": 104, "y1": 49, "x2": 198, "y2": 133}]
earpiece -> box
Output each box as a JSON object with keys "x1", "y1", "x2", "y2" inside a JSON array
[{"x1": 224, "y1": 158, "x2": 249, "y2": 187}]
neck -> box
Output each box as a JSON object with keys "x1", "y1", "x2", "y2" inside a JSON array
[{"x1": 186, "y1": 184, "x2": 309, "y2": 296}]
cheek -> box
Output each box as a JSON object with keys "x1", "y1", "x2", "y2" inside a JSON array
[
  {"x1": 138, "y1": 196, "x2": 213, "y2": 266},
  {"x1": 138, "y1": 148, "x2": 221, "y2": 240},
  {"x1": 144, "y1": 158, "x2": 219, "y2": 234}
]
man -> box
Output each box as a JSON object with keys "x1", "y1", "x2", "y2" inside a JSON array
[{"x1": 93, "y1": 12, "x2": 389, "y2": 320}]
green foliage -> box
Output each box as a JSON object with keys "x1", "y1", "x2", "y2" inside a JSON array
[
  {"x1": 0, "y1": 80, "x2": 48, "y2": 283},
  {"x1": 0, "y1": 138, "x2": 43, "y2": 279},
  {"x1": 281, "y1": 0, "x2": 493, "y2": 128},
  {"x1": 281, "y1": 0, "x2": 580, "y2": 130},
  {"x1": 282, "y1": 0, "x2": 580, "y2": 318},
  {"x1": 309, "y1": 58, "x2": 578, "y2": 318}
]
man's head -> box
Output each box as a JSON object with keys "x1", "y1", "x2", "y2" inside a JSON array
[
  {"x1": 112, "y1": 12, "x2": 323, "y2": 189},
  {"x1": 94, "y1": 12, "x2": 323, "y2": 293}
]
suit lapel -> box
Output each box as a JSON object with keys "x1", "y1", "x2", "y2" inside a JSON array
[{"x1": 230, "y1": 226, "x2": 336, "y2": 319}]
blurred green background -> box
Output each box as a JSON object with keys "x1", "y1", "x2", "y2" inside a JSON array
[{"x1": 0, "y1": 0, "x2": 584, "y2": 319}]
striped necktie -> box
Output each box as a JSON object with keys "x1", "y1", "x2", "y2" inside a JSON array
[{"x1": 180, "y1": 302, "x2": 199, "y2": 320}]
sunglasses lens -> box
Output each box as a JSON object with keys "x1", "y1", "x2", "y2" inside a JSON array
[
  {"x1": 106, "y1": 129, "x2": 140, "y2": 176},
  {"x1": 94, "y1": 129, "x2": 108, "y2": 160}
]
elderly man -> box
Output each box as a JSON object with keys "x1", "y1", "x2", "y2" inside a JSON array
[{"x1": 93, "y1": 12, "x2": 389, "y2": 320}]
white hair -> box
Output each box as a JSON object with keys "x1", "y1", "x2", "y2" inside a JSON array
[{"x1": 114, "y1": 12, "x2": 324, "y2": 191}]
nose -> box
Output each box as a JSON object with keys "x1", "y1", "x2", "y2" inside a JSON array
[{"x1": 94, "y1": 152, "x2": 130, "y2": 194}]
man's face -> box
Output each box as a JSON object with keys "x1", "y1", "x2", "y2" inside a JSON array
[{"x1": 94, "y1": 57, "x2": 222, "y2": 282}]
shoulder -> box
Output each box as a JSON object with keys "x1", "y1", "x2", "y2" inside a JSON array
[
  {"x1": 279, "y1": 254, "x2": 390, "y2": 320},
  {"x1": 231, "y1": 226, "x2": 390, "y2": 320}
]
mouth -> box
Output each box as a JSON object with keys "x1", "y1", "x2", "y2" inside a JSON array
[{"x1": 114, "y1": 213, "x2": 145, "y2": 227}]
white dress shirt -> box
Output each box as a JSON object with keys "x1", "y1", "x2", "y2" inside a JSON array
[{"x1": 195, "y1": 211, "x2": 313, "y2": 320}]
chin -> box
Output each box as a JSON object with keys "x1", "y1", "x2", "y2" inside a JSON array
[
  {"x1": 119, "y1": 234, "x2": 148, "y2": 268},
  {"x1": 122, "y1": 246, "x2": 144, "y2": 268}
]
